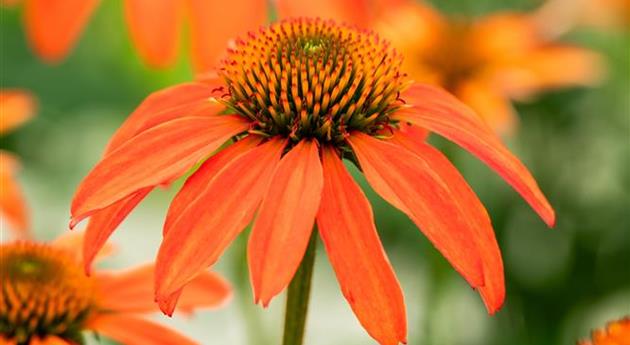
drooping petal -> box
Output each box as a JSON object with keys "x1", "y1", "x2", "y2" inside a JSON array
[
  {"x1": 163, "y1": 135, "x2": 261, "y2": 234},
  {"x1": 316, "y1": 146, "x2": 406, "y2": 345},
  {"x1": 23, "y1": 0, "x2": 99, "y2": 63},
  {"x1": 95, "y1": 264, "x2": 230, "y2": 314},
  {"x1": 82, "y1": 187, "x2": 152, "y2": 273},
  {"x1": 88, "y1": 314, "x2": 196, "y2": 345},
  {"x1": 155, "y1": 138, "x2": 285, "y2": 314},
  {"x1": 124, "y1": 0, "x2": 183, "y2": 68},
  {"x1": 391, "y1": 129, "x2": 505, "y2": 314},
  {"x1": 106, "y1": 82, "x2": 224, "y2": 152},
  {"x1": 0, "y1": 89, "x2": 36, "y2": 135},
  {"x1": 395, "y1": 84, "x2": 556, "y2": 227},
  {"x1": 187, "y1": 0, "x2": 268, "y2": 73},
  {"x1": 248, "y1": 140, "x2": 323, "y2": 306},
  {"x1": 71, "y1": 115, "x2": 249, "y2": 227},
  {"x1": 455, "y1": 79, "x2": 518, "y2": 136},
  {"x1": 0, "y1": 152, "x2": 29, "y2": 237},
  {"x1": 348, "y1": 132, "x2": 485, "y2": 288}
]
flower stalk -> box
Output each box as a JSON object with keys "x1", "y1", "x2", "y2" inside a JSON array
[{"x1": 282, "y1": 229, "x2": 317, "y2": 345}]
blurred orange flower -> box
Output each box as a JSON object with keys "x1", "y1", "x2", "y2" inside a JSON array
[
  {"x1": 275, "y1": 0, "x2": 406, "y2": 27},
  {"x1": 578, "y1": 317, "x2": 630, "y2": 345},
  {"x1": 534, "y1": 0, "x2": 630, "y2": 35},
  {"x1": 2, "y1": 0, "x2": 268, "y2": 71},
  {"x1": 69, "y1": 19, "x2": 555, "y2": 345},
  {"x1": 1, "y1": 89, "x2": 36, "y2": 237},
  {"x1": 376, "y1": 1, "x2": 603, "y2": 135},
  {"x1": 0, "y1": 232, "x2": 231, "y2": 344}
]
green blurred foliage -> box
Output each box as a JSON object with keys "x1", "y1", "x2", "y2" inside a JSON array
[{"x1": 1, "y1": 0, "x2": 628, "y2": 344}]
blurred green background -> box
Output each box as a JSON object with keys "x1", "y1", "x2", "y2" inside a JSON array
[{"x1": 1, "y1": 0, "x2": 629, "y2": 344}]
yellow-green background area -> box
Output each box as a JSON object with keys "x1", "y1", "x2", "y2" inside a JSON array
[{"x1": 1, "y1": 0, "x2": 629, "y2": 344}]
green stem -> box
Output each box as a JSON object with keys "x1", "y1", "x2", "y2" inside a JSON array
[{"x1": 282, "y1": 229, "x2": 317, "y2": 345}]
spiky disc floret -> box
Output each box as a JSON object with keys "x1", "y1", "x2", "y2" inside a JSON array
[
  {"x1": 219, "y1": 18, "x2": 409, "y2": 145},
  {"x1": 0, "y1": 242, "x2": 94, "y2": 344}
]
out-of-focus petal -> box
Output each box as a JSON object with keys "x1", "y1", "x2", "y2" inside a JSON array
[
  {"x1": 499, "y1": 46, "x2": 604, "y2": 100},
  {"x1": 395, "y1": 84, "x2": 556, "y2": 227},
  {"x1": 164, "y1": 135, "x2": 261, "y2": 234},
  {"x1": 317, "y1": 146, "x2": 406, "y2": 345},
  {"x1": 348, "y1": 132, "x2": 485, "y2": 288},
  {"x1": 95, "y1": 264, "x2": 230, "y2": 314},
  {"x1": 455, "y1": 79, "x2": 518, "y2": 136},
  {"x1": 106, "y1": 82, "x2": 224, "y2": 152},
  {"x1": 0, "y1": 151, "x2": 28, "y2": 237},
  {"x1": 51, "y1": 229, "x2": 114, "y2": 264},
  {"x1": 187, "y1": 0, "x2": 268, "y2": 73},
  {"x1": 88, "y1": 313, "x2": 196, "y2": 345},
  {"x1": 71, "y1": 115, "x2": 249, "y2": 227},
  {"x1": 276, "y1": 0, "x2": 370, "y2": 26},
  {"x1": 155, "y1": 138, "x2": 285, "y2": 315},
  {"x1": 248, "y1": 140, "x2": 323, "y2": 306},
  {"x1": 24, "y1": 0, "x2": 99, "y2": 63},
  {"x1": 0, "y1": 89, "x2": 36, "y2": 135},
  {"x1": 124, "y1": 0, "x2": 182, "y2": 68},
  {"x1": 82, "y1": 188, "x2": 151, "y2": 273},
  {"x1": 390, "y1": 130, "x2": 505, "y2": 314}
]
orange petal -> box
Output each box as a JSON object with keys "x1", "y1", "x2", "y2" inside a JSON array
[
  {"x1": 82, "y1": 187, "x2": 152, "y2": 273},
  {"x1": 163, "y1": 135, "x2": 261, "y2": 234},
  {"x1": 95, "y1": 264, "x2": 230, "y2": 314},
  {"x1": 188, "y1": 0, "x2": 268, "y2": 73},
  {"x1": 248, "y1": 140, "x2": 323, "y2": 306},
  {"x1": 71, "y1": 115, "x2": 248, "y2": 227},
  {"x1": 106, "y1": 82, "x2": 224, "y2": 153},
  {"x1": 0, "y1": 89, "x2": 36, "y2": 135},
  {"x1": 155, "y1": 137, "x2": 285, "y2": 314},
  {"x1": 391, "y1": 130, "x2": 505, "y2": 314},
  {"x1": 455, "y1": 79, "x2": 518, "y2": 136},
  {"x1": 124, "y1": 0, "x2": 182, "y2": 68},
  {"x1": 396, "y1": 84, "x2": 556, "y2": 227},
  {"x1": 0, "y1": 151, "x2": 29, "y2": 237},
  {"x1": 316, "y1": 146, "x2": 406, "y2": 345},
  {"x1": 348, "y1": 132, "x2": 485, "y2": 288},
  {"x1": 24, "y1": 0, "x2": 99, "y2": 63},
  {"x1": 276, "y1": 0, "x2": 371, "y2": 26},
  {"x1": 88, "y1": 313, "x2": 196, "y2": 345}
]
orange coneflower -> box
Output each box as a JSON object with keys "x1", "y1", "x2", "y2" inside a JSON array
[
  {"x1": 1, "y1": 89, "x2": 36, "y2": 237},
  {"x1": 376, "y1": 1, "x2": 603, "y2": 135},
  {"x1": 70, "y1": 18, "x2": 555, "y2": 345},
  {"x1": 0, "y1": 232, "x2": 231, "y2": 344},
  {"x1": 578, "y1": 317, "x2": 630, "y2": 345}
]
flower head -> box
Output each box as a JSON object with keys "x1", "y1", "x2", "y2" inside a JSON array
[
  {"x1": 0, "y1": 233, "x2": 231, "y2": 345},
  {"x1": 71, "y1": 18, "x2": 555, "y2": 345},
  {"x1": 1, "y1": 89, "x2": 36, "y2": 237},
  {"x1": 376, "y1": 2, "x2": 603, "y2": 134},
  {"x1": 578, "y1": 317, "x2": 630, "y2": 345}
]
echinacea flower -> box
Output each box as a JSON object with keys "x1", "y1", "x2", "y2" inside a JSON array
[
  {"x1": 1, "y1": 89, "x2": 36, "y2": 237},
  {"x1": 578, "y1": 317, "x2": 630, "y2": 345},
  {"x1": 2, "y1": 0, "x2": 268, "y2": 71},
  {"x1": 70, "y1": 18, "x2": 555, "y2": 345},
  {"x1": 376, "y1": 1, "x2": 603, "y2": 134},
  {"x1": 0, "y1": 232, "x2": 231, "y2": 345}
]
